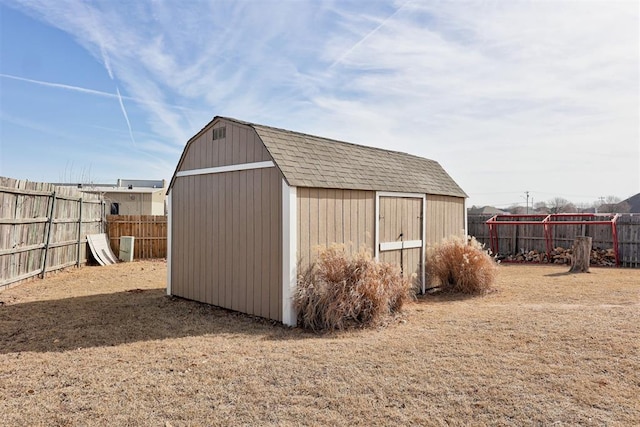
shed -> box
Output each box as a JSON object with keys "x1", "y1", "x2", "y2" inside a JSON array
[{"x1": 167, "y1": 116, "x2": 467, "y2": 326}]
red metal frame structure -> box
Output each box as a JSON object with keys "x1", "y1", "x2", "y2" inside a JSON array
[{"x1": 486, "y1": 213, "x2": 620, "y2": 266}]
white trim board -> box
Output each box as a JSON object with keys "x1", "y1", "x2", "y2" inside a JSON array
[
  {"x1": 463, "y1": 198, "x2": 468, "y2": 237},
  {"x1": 421, "y1": 196, "x2": 427, "y2": 294},
  {"x1": 282, "y1": 182, "x2": 297, "y2": 327},
  {"x1": 166, "y1": 190, "x2": 172, "y2": 296},
  {"x1": 377, "y1": 191, "x2": 427, "y2": 199},
  {"x1": 374, "y1": 193, "x2": 380, "y2": 261},
  {"x1": 176, "y1": 161, "x2": 275, "y2": 178},
  {"x1": 379, "y1": 240, "x2": 422, "y2": 251}
]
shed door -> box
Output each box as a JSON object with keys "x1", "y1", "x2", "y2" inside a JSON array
[{"x1": 378, "y1": 196, "x2": 423, "y2": 283}]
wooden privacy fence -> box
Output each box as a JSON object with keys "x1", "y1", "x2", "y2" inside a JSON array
[
  {"x1": 0, "y1": 177, "x2": 105, "y2": 289},
  {"x1": 106, "y1": 215, "x2": 167, "y2": 259},
  {"x1": 468, "y1": 213, "x2": 640, "y2": 268}
]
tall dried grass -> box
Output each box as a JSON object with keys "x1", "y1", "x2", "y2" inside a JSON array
[
  {"x1": 294, "y1": 245, "x2": 412, "y2": 332},
  {"x1": 426, "y1": 236, "x2": 498, "y2": 294}
]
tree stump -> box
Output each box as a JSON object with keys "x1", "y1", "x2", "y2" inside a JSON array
[{"x1": 569, "y1": 236, "x2": 592, "y2": 273}]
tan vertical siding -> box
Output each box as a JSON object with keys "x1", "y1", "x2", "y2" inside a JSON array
[
  {"x1": 326, "y1": 189, "x2": 335, "y2": 248},
  {"x1": 192, "y1": 176, "x2": 201, "y2": 303},
  {"x1": 244, "y1": 169, "x2": 253, "y2": 313},
  {"x1": 347, "y1": 191, "x2": 358, "y2": 249},
  {"x1": 298, "y1": 188, "x2": 310, "y2": 265},
  {"x1": 364, "y1": 194, "x2": 375, "y2": 250},
  {"x1": 171, "y1": 167, "x2": 283, "y2": 321},
  {"x1": 318, "y1": 190, "x2": 327, "y2": 247},
  {"x1": 297, "y1": 188, "x2": 375, "y2": 271},
  {"x1": 425, "y1": 195, "x2": 465, "y2": 246},
  {"x1": 171, "y1": 122, "x2": 283, "y2": 322},
  {"x1": 179, "y1": 122, "x2": 272, "y2": 171},
  {"x1": 309, "y1": 189, "x2": 319, "y2": 253},
  {"x1": 335, "y1": 193, "x2": 343, "y2": 244},
  {"x1": 270, "y1": 178, "x2": 281, "y2": 320},
  {"x1": 252, "y1": 167, "x2": 262, "y2": 316}
]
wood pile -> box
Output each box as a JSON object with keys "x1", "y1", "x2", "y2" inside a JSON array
[{"x1": 498, "y1": 247, "x2": 616, "y2": 266}]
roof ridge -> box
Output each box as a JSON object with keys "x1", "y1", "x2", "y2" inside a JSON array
[
  {"x1": 216, "y1": 116, "x2": 436, "y2": 162},
  {"x1": 181, "y1": 115, "x2": 468, "y2": 198}
]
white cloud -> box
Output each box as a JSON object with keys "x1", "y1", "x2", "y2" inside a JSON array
[
  {"x1": 3, "y1": 0, "x2": 638, "y2": 205},
  {"x1": 305, "y1": 0, "x2": 639, "y2": 204}
]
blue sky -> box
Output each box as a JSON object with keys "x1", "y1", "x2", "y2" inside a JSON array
[{"x1": 0, "y1": 0, "x2": 638, "y2": 208}]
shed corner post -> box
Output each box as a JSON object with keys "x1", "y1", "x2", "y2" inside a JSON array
[
  {"x1": 282, "y1": 181, "x2": 297, "y2": 327},
  {"x1": 166, "y1": 189, "x2": 172, "y2": 296},
  {"x1": 464, "y1": 197, "x2": 468, "y2": 237},
  {"x1": 374, "y1": 192, "x2": 380, "y2": 261},
  {"x1": 421, "y1": 194, "x2": 427, "y2": 294}
]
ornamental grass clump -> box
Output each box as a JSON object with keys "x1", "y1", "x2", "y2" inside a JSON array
[
  {"x1": 425, "y1": 236, "x2": 498, "y2": 294},
  {"x1": 294, "y1": 245, "x2": 412, "y2": 332}
]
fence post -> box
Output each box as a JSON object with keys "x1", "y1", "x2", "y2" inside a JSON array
[
  {"x1": 10, "y1": 189, "x2": 20, "y2": 283},
  {"x1": 102, "y1": 201, "x2": 106, "y2": 233},
  {"x1": 41, "y1": 191, "x2": 56, "y2": 278},
  {"x1": 77, "y1": 197, "x2": 83, "y2": 267}
]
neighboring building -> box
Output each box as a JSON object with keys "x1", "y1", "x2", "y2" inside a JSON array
[
  {"x1": 56, "y1": 179, "x2": 167, "y2": 215},
  {"x1": 167, "y1": 116, "x2": 467, "y2": 326},
  {"x1": 616, "y1": 193, "x2": 639, "y2": 213},
  {"x1": 468, "y1": 206, "x2": 506, "y2": 215}
]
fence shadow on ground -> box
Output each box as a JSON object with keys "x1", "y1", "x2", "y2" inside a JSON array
[
  {"x1": 415, "y1": 291, "x2": 480, "y2": 303},
  {"x1": 0, "y1": 289, "x2": 310, "y2": 354}
]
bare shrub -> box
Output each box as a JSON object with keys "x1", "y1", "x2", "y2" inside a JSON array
[
  {"x1": 294, "y1": 245, "x2": 412, "y2": 332},
  {"x1": 425, "y1": 236, "x2": 498, "y2": 294}
]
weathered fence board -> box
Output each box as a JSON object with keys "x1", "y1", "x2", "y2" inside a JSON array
[
  {"x1": 617, "y1": 215, "x2": 640, "y2": 267},
  {"x1": 106, "y1": 215, "x2": 167, "y2": 259},
  {"x1": 469, "y1": 214, "x2": 640, "y2": 268},
  {"x1": 0, "y1": 177, "x2": 105, "y2": 289}
]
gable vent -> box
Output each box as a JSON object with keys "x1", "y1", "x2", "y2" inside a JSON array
[{"x1": 213, "y1": 127, "x2": 226, "y2": 140}]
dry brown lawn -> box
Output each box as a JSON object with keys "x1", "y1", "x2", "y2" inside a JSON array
[{"x1": 1, "y1": 261, "x2": 638, "y2": 426}]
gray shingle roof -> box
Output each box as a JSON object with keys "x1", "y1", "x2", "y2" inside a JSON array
[
  {"x1": 620, "y1": 193, "x2": 640, "y2": 213},
  {"x1": 222, "y1": 117, "x2": 467, "y2": 198}
]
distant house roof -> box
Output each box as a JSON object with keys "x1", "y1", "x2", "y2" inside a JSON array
[
  {"x1": 171, "y1": 116, "x2": 467, "y2": 198},
  {"x1": 54, "y1": 179, "x2": 166, "y2": 194},
  {"x1": 80, "y1": 186, "x2": 165, "y2": 194},
  {"x1": 116, "y1": 179, "x2": 165, "y2": 188},
  {"x1": 468, "y1": 206, "x2": 506, "y2": 215},
  {"x1": 620, "y1": 193, "x2": 640, "y2": 213}
]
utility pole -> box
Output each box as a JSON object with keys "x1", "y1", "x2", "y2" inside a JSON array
[{"x1": 525, "y1": 191, "x2": 530, "y2": 214}]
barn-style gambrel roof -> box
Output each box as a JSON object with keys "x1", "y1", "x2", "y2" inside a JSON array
[{"x1": 171, "y1": 116, "x2": 467, "y2": 198}]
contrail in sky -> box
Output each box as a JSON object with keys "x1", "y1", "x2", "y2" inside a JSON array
[
  {"x1": 0, "y1": 73, "x2": 190, "y2": 111},
  {"x1": 329, "y1": 0, "x2": 411, "y2": 69},
  {"x1": 116, "y1": 87, "x2": 137, "y2": 148},
  {"x1": 95, "y1": 37, "x2": 138, "y2": 149},
  {"x1": 92, "y1": 32, "x2": 135, "y2": 145},
  {"x1": 99, "y1": 44, "x2": 114, "y2": 80},
  {"x1": 0, "y1": 73, "x2": 117, "y2": 99},
  {"x1": 3, "y1": 71, "x2": 137, "y2": 148}
]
